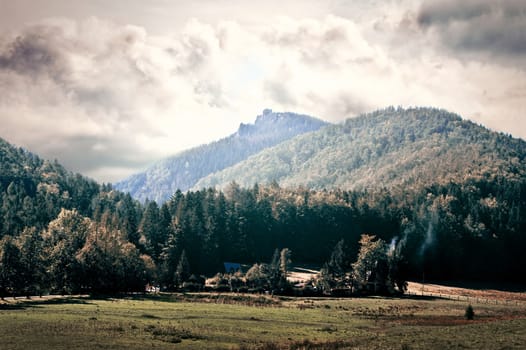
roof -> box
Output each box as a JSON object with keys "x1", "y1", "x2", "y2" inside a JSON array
[{"x1": 224, "y1": 262, "x2": 241, "y2": 273}]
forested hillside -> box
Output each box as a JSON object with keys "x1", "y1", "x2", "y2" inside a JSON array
[
  {"x1": 0, "y1": 138, "x2": 151, "y2": 295},
  {"x1": 0, "y1": 138, "x2": 100, "y2": 235},
  {"x1": 194, "y1": 107, "x2": 526, "y2": 192},
  {"x1": 1, "y1": 106, "x2": 525, "y2": 297},
  {"x1": 114, "y1": 110, "x2": 328, "y2": 203}
]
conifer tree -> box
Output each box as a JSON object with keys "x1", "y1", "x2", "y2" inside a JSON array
[
  {"x1": 139, "y1": 201, "x2": 162, "y2": 261},
  {"x1": 327, "y1": 239, "x2": 347, "y2": 285},
  {"x1": 0, "y1": 235, "x2": 21, "y2": 298},
  {"x1": 17, "y1": 227, "x2": 45, "y2": 296},
  {"x1": 175, "y1": 250, "x2": 190, "y2": 287}
]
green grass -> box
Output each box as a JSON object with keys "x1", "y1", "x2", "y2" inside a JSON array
[{"x1": 0, "y1": 294, "x2": 525, "y2": 349}]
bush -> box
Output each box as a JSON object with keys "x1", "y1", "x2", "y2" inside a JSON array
[
  {"x1": 214, "y1": 284, "x2": 231, "y2": 292},
  {"x1": 465, "y1": 304, "x2": 475, "y2": 320},
  {"x1": 236, "y1": 286, "x2": 249, "y2": 293},
  {"x1": 181, "y1": 281, "x2": 202, "y2": 292}
]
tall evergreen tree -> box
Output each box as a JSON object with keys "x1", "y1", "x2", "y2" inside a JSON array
[
  {"x1": 175, "y1": 250, "x2": 190, "y2": 287},
  {"x1": 139, "y1": 201, "x2": 162, "y2": 261},
  {"x1": 17, "y1": 227, "x2": 45, "y2": 296},
  {"x1": 0, "y1": 235, "x2": 21, "y2": 298},
  {"x1": 118, "y1": 194, "x2": 140, "y2": 246}
]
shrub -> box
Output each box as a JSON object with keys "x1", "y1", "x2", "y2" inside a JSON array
[{"x1": 465, "y1": 304, "x2": 475, "y2": 320}]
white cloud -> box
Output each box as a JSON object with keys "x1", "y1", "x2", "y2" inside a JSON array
[{"x1": 0, "y1": 4, "x2": 524, "y2": 183}]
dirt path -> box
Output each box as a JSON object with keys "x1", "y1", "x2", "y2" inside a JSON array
[
  {"x1": 0, "y1": 294, "x2": 88, "y2": 304},
  {"x1": 407, "y1": 282, "x2": 526, "y2": 305}
]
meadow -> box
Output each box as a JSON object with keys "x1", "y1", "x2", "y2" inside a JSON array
[{"x1": 0, "y1": 292, "x2": 525, "y2": 349}]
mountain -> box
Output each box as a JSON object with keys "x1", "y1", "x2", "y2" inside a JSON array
[
  {"x1": 1, "y1": 109, "x2": 525, "y2": 291},
  {"x1": 194, "y1": 107, "x2": 526, "y2": 192},
  {"x1": 114, "y1": 109, "x2": 328, "y2": 203},
  {"x1": 0, "y1": 137, "x2": 102, "y2": 235}
]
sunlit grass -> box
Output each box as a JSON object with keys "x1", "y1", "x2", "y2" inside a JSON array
[{"x1": 0, "y1": 294, "x2": 525, "y2": 349}]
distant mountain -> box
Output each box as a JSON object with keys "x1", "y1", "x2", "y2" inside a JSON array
[
  {"x1": 194, "y1": 107, "x2": 526, "y2": 192},
  {"x1": 114, "y1": 109, "x2": 329, "y2": 203}
]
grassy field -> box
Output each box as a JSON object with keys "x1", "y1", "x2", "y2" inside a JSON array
[{"x1": 0, "y1": 293, "x2": 525, "y2": 349}]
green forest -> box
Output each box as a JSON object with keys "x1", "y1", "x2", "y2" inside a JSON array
[
  {"x1": 1, "y1": 107, "x2": 525, "y2": 297},
  {"x1": 1, "y1": 155, "x2": 525, "y2": 296},
  {"x1": 195, "y1": 107, "x2": 526, "y2": 192}
]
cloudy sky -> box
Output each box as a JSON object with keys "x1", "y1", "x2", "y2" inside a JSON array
[{"x1": 0, "y1": 0, "x2": 525, "y2": 183}]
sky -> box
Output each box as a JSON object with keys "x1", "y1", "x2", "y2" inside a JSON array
[{"x1": 0, "y1": 0, "x2": 525, "y2": 183}]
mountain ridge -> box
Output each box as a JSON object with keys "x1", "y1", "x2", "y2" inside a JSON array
[
  {"x1": 193, "y1": 107, "x2": 526, "y2": 192},
  {"x1": 1, "y1": 107, "x2": 525, "y2": 287},
  {"x1": 113, "y1": 109, "x2": 329, "y2": 202}
]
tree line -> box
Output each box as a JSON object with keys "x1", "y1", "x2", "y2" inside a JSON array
[
  {"x1": 209, "y1": 235, "x2": 407, "y2": 297},
  {"x1": 1, "y1": 173, "x2": 525, "y2": 296}
]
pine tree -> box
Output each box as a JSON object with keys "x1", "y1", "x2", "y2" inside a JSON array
[
  {"x1": 17, "y1": 227, "x2": 45, "y2": 296},
  {"x1": 327, "y1": 239, "x2": 347, "y2": 286},
  {"x1": 0, "y1": 235, "x2": 21, "y2": 298},
  {"x1": 119, "y1": 194, "x2": 140, "y2": 246},
  {"x1": 268, "y1": 248, "x2": 281, "y2": 290},
  {"x1": 175, "y1": 250, "x2": 190, "y2": 287},
  {"x1": 139, "y1": 201, "x2": 161, "y2": 261}
]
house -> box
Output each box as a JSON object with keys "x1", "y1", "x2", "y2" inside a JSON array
[{"x1": 223, "y1": 262, "x2": 241, "y2": 273}]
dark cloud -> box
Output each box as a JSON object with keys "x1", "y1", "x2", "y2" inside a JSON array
[
  {"x1": 0, "y1": 18, "x2": 245, "y2": 182},
  {"x1": 58, "y1": 137, "x2": 149, "y2": 169},
  {"x1": 417, "y1": 0, "x2": 526, "y2": 60},
  {"x1": 0, "y1": 25, "x2": 69, "y2": 79},
  {"x1": 417, "y1": 1, "x2": 492, "y2": 25}
]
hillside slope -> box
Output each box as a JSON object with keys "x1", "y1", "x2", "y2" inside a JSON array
[
  {"x1": 114, "y1": 110, "x2": 328, "y2": 202},
  {"x1": 0, "y1": 137, "x2": 102, "y2": 235},
  {"x1": 194, "y1": 107, "x2": 526, "y2": 191}
]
